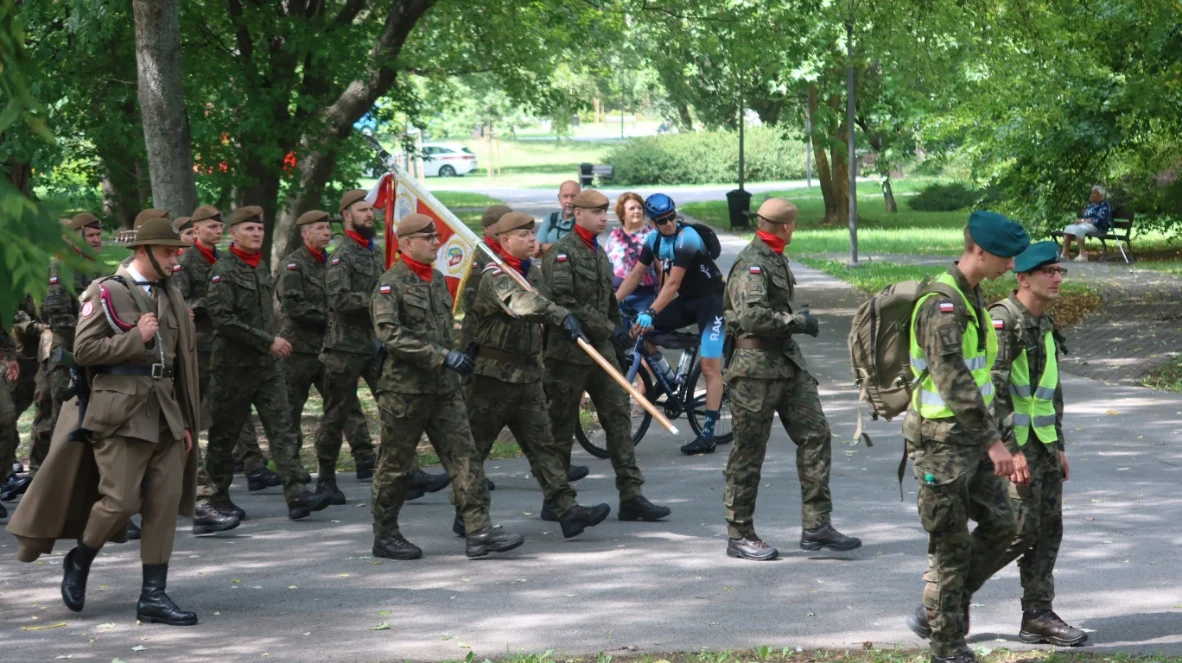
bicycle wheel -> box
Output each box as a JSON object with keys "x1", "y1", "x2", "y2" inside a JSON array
[
  {"x1": 575, "y1": 368, "x2": 654, "y2": 459},
  {"x1": 684, "y1": 362, "x2": 733, "y2": 444}
]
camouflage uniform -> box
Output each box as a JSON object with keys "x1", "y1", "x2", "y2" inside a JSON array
[
  {"x1": 9, "y1": 297, "x2": 41, "y2": 417},
  {"x1": 466, "y1": 262, "x2": 578, "y2": 515},
  {"x1": 0, "y1": 326, "x2": 18, "y2": 482},
  {"x1": 722, "y1": 238, "x2": 833, "y2": 537},
  {"x1": 316, "y1": 236, "x2": 382, "y2": 478},
  {"x1": 204, "y1": 251, "x2": 309, "y2": 503},
  {"x1": 985, "y1": 294, "x2": 1064, "y2": 612},
  {"x1": 539, "y1": 231, "x2": 645, "y2": 499},
  {"x1": 370, "y1": 260, "x2": 491, "y2": 537},
  {"x1": 276, "y1": 245, "x2": 372, "y2": 461},
  {"x1": 903, "y1": 266, "x2": 1017, "y2": 659},
  {"x1": 174, "y1": 245, "x2": 267, "y2": 472}
]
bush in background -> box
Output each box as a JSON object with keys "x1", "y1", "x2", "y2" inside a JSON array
[
  {"x1": 605, "y1": 126, "x2": 806, "y2": 185},
  {"x1": 908, "y1": 182, "x2": 977, "y2": 211}
]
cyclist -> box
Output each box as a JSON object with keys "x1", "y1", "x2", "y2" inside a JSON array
[{"x1": 615, "y1": 193, "x2": 725, "y2": 455}]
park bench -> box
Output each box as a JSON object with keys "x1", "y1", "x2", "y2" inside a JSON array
[
  {"x1": 1049, "y1": 208, "x2": 1135, "y2": 263},
  {"x1": 578, "y1": 163, "x2": 614, "y2": 187}
]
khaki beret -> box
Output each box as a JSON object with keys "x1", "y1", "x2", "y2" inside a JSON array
[
  {"x1": 59, "y1": 218, "x2": 73, "y2": 226},
  {"x1": 297, "y1": 210, "x2": 330, "y2": 226},
  {"x1": 572, "y1": 189, "x2": 610, "y2": 210},
  {"x1": 492, "y1": 212, "x2": 535, "y2": 236},
  {"x1": 228, "y1": 205, "x2": 264, "y2": 227},
  {"x1": 126, "y1": 217, "x2": 188, "y2": 249},
  {"x1": 339, "y1": 189, "x2": 368, "y2": 213},
  {"x1": 396, "y1": 213, "x2": 436, "y2": 238},
  {"x1": 133, "y1": 208, "x2": 170, "y2": 229},
  {"x1": 173, "y1": 216, "x2": 194, "y2": 232},
  {"x1": 69, "y1": 212, "x2": 101, "y2": 231},
  {"x1": 753, "y1": 198, "x2": 798, "y2": 225},
  {"x1": 191, "y1": 205, "x2": 222, "y2": 224},
  {"x1": 480, "y1": 205, "x2": 513, "y2": 229}
]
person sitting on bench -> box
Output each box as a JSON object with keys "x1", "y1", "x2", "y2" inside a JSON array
[{"x1": 1059, "y1": 185, "x2": 1112, "y2": 262}]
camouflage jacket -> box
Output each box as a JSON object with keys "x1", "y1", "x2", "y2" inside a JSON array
[
  {"x1": 11, "y1": 295, "x2": 42, "y2": 358},
  {"x1": 277, "y1": 245, "x2": 330, "y2": 356},
  {"x1": 458, "y1": 247, "x2": 498, "y2": 350},
  {"x1": 324, "y1": 236, "x2": 384, "y2": 355},
  {"x1": 472, "y1": 262, "x2": 570, "y2": 384},
  {"x1": 205, "y1": 251, "x2": 279, "y2": 368},
  {"x1": 538, "y1": 230, "x2": 619, "y2": 365},
  {"x1": 722, "y1": 238, "x2": 811, "y2": 380},
  {"x1": 371, "y1": 260, "x2": 459, "y2": 395},
  {"x1": 902, "y1": 266, "x2": 1001, "y2": 449},
  {"x1": 42, "y1": 259, "x2": 96, "y2": 352},
  {"x1": 989, "y1": 294, "x2": 1065, "y2": 453},
  {"x1": 173, "y1": 243, "x2": 219, "y2": 353}
]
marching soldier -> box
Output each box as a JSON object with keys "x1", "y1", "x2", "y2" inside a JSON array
[
  {"x1": 203, "y1": 206, "x2": 334, "y2": 521},
  {"x1": 903, "y1": 211, "x2": 1026, "y2": 663},
  {"x1": 721, "y1": 198, "x2": 861, "y2": 561},
  {"x1": 369, "y1": 214, "x2": 524, "y2": 560},
  {"x1": 460, "y1": 211, "x2": 611, "y2": 539},
  {"x1": 539, "y1": 189, "x2": 670, "y2": 523},
  {"x1": 0, "y1": 296, "x2": 39, "y2": 501},
  {"x1": 0, "y1": 325, "x2": 18, "y2": 520},
  {"x1": 7, "y1": 216, "x2": 236, "y2": 625}
]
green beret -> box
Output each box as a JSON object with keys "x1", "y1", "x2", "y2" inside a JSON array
[
  {"x1": 968, "y1": 211, "x2": 1029, "y2": 258},
  {"x1": 1014, "y1": 241, "x2": 1061, "y2": 273}
]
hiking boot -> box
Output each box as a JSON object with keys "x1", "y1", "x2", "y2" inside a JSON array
[
  {"x1": 567, "y1": 465, "x2": 590, "y2": 482},
  {"x1": 192, "y1": 503, "x2": 240, "y2": 535},
  {"x1": 559, "y1": 503, "x2": 611, "y2": 539},
  {"x1": 466, "y1": 527, "x2": 525, "y2": 558},
  {"x1": 315, "y1": 478, "x2": 347, "y2": 506},
  {"x1": 246, "y1": 467, "x2": 282, "y2": 492},
  {"x1": 288, "y1": 489, "x2": 333, "y2": 520},
  {"x1": 1019, "y1": 609, "x2": 1088, "y2": 646},
  {"x1": 930, "y1": 653, "x2": 977, "y2": 663},
  {"x1": 61, "y1": 542, "x2": 100, "y2": 612},
  {"x1": 126, "y1": 518, "x2": 141, "y2": 540},
  {"x1": 211, "y1": 499, "x2": 247, "y2": 521},
  {"x1": 452, "y1": 511, "x2": 466, "y2": 537},
  {"x1": 727, "y1": 535, "x2": 779, "y2": 561},
  {"x1": 680, "y1": 435, "x2": 716, "y2": 456},
  {"x1": 373, "y1": 534, "x2": 422, "y2": 560},
  {"x1": 800, "y1": 524, "x2": 862, "y2": 551},
  {"x1": 619, "y1": 495, "x2": 671, "y2": 521},
  {"x1": 540, "y1": 502, "x2": 559, "y2": 522},
  {"x1": 406, "y1": 469, "x2": 451, "y2": 501},
  {"x1": 356, "y1": 457, "x2": 375, "y2": 481},
  {"x1": 136, "y1": 564, "x2": 198, "y2": 626}
]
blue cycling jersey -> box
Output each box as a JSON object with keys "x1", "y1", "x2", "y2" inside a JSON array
[{"x1": 638, "y1": 223, "x2": 724, "y2": 298}]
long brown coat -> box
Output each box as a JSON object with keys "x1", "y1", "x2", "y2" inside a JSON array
[{"x1": 6, "y1": 266, "x2": 201, "y2": 562}]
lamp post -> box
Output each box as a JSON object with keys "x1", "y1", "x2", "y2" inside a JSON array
[{"x1": 846, "y1": 0, "x2": 859, "y2": 266}]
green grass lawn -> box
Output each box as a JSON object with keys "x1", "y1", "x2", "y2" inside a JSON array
[{"x1": 430, "y1": 190, "x2": 505, "y2": 208}]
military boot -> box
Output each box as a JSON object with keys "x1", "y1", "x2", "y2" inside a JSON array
[
  {"x1": 466, "y1": 527, "x2": 525, "y2": 558},
  {"x1": 192, "y1": 503, "x2": 240, "y2": 535},
  {"x1": 315, "y1": 477, "x2": 347, "y2": 506},
  {"x1": 211, "y1": 499, "x2": 247, "y2": 521},
  {"x1": 373, "y1": 534, "x2": 422, "y2": 560},
  {"x1": 126, "y1": 518, "x2": 142, "y2": 540},
  {"x1": 288, "y1": 489, "x2": 333, "y2": 520},
  {"x1": 355, "y1": 457, "x2": 375, "y2": 481},
  {"x1": 800, "y1": 524, "x2": 862, "y2": 551},
  {"x1": 136, "y1": 564, "x2": 198, "y2": 626},
  {"x1": 726, "y1": 535, "x2": 779, "y2": 561},
  {"x1": 486, "y1": 477, "x2": 496, "y2": 491},
  {"x1": 452, "y1": 510, "x2": 466, "y2": 537},
  {"x1": 559, "y1": 503, "x2": 611, "y2": 539},
  {"x1": 930, "y1": 653, "x2": 977, "y2": 663},
  {"x1": 566, "y1": 465, "x2": 590, "y2": 482},
  {"x1": 405, "y1": 469, "x2": 451, "y2": 501},
  {"x1": 1019, "y1": 609, "x2": 1088, "y2": 646},
  {"x1": 619, "y1": 495, "x2": 671, "y2": 521},
  {"x1": 680, "y1": 435, "x2": 717, "y2": 455},
  {"x1": 246, "y1": 467, "x2": 282, "y2": 492},
  {"x1": 1, "y1": 473, "x2": 31, "y2": 500},
  {"x1": 540, "y1": 502, "x2": 559, "y2": 522},
  {"x1": 907, "y1": 603, "x2": 972, "y2": 640},
  {"x1": 61, "y1": 542, "x2": 100, "y2": 612}
]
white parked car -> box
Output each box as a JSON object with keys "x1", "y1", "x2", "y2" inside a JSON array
[{"x1": 422, "y1": 143, "x2": 478, "y2": 177}]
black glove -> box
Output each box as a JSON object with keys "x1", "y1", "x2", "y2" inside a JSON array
[
  {"x1": 561, "y1": 314, "x2": 588, "y2": 344},
  {"x1": 610, "y1": 325, "x2": 631, "y2": 348},
  {"x1": 444, "y1": 349, "x2": 475, "y2": 376},
  {"x1": 798, "y1": 310, "x2": 820, "y2": 337}
]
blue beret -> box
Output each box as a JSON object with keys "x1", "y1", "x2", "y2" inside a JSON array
[
  {"x1": 968, "y1": 211, "x2": 1030, "y2": 258},
  {"x1": 1014, "y1": 241, "x2": 1061, "y2": 273}
]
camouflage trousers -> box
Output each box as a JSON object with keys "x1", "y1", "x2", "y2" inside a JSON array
[
  {"x1": 371, "y1": 389, "x2": 490, "y2": 538},
  {"x1": 28, "y1": 361, "x2": 68, "y2": 477},
  {"x1": 285, "y1": 352, "x2": 372, "y2": 464},
  {"x1": 206, "y1": 364, "x2": 308, "y2": 503},
  {"x1": 0, "y1": 376, "x2": 17, "y2": 482},
  {"x1": 316, "y1": 351, "x2": 379, "y2": 478},
  {"x1": 912, "y1": 436, "x2": 1017, "y2": 658},
  {"x1": 724, "y1": 371, "x2": 833, "y2": 537},
  {"x1": 465, "y1": 375, "x2": 577, "y2": 517},
  {"x1": 544, "y1": 358, "x2": 644, "y2": 500},
  {"x1": 198, "y1": 351, "x2": 268, "y2": 474}
]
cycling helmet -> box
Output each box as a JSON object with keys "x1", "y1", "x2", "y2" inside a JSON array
[{"x1": 643, "y1": 193, "x2": 678, "y2": 225}]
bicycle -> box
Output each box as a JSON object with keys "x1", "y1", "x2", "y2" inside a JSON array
[{"x1": 574, "y1": 321, "x2": 733, "y2": 459}]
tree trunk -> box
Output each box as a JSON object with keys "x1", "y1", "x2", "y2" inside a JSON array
[
  {"x1": 808, "y1": 85, "x2": 839, "y2": 223},
  {"x1": 131, "y1": 0, "x2": 197, "y2": 217},
  {"x1": 883, "y1": 177, "x2": 898, "y2": 213}
]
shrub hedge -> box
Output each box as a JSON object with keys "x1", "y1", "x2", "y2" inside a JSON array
[{"x1": 605, "y1": 127, "x2": 806, "y2": 186}]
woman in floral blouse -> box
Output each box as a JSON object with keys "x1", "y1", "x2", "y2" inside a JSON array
[{"x1": 606, "y1": 192, "x2": 657, "y2": 317}]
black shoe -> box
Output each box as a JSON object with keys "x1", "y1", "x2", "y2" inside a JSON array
[
  {"x1": 136, "y1": 564, "x2": 198, "y2": 626},
  {"x1": 373, "y1": 534, "x2": 422, "y2": 560},
  {"x1": 466, "y1": 527, "x2": 525, "y2": 558},
  {"x1": 540, "y1": 502, "x2": 559, "y2": 522},
  {"x1": 246, "y1": 467, "x2": 282, "y2": 492},
  {"x1": 1019, "y1": 609, "x2": 1088, "y2": 646},
  {"x1": 315, "y1": 479, "x2": 347, "y2": 506},
  {"x1": 907, "y1": 604, "x2": 932, "y2": 640},
  {"x1": 930, "y1": 654, "x2": 977, "y2": 663},
  {"x1": 680, "y1": 435, "x2": 717, "y2": 455},
  {"x1": 356, "y1": 457, "x2": 375, "y2": 482},
  {"x1": 0, "y1": 501, "x2": 6, "y2": 519},
  {"x1": 727, "y1": 535, "x2": 779, "y2": 561},
  {"x1": 800, "y1": 523, "x2": 862, "y2": 551},
  {"x1": 10, "y1": 460, "x2": 21, "y2": 474},
  {"x1": 61, "y1": 543, "x2": 100, "y2": 612},
  {"x1": 619, "y1": 495, "x2": 671, "y2": 522},
  {"x1": 566, "y1": 465, "x2": 590, "y2": 483},
  {"x1": 127, "y1": 519, "x2": 141, "y2": 540},
  {"x1": 233, "y1": 458, "x2": 245, "y2": 474},
  {"x1": 406, "y1": 469, "x2": 451, "y2": 501},
  {"x1": 300, "y1": 470, "x2": 313, "y2": 484},
  {"x1": 1, "y1": 473, "x2": 31, "y2": 501},
  {"x1": 192, "y1": 503, "x2": 240, "y2": 535},
  {"x1": 452, "y1": 510, "x2": 467, "y2": 537},
  {"x1": 486, "y1": 477, "x2": 496, "y2": 491},
  {"x1": 559, "y1": 503, "x2": 611, "y2": 539},
  {"x1": 288, "y1": 489, "x2": 334, "y2": 520},
  {"x1": 211, "y1": 499, "x2": 247, "y2": 521}
]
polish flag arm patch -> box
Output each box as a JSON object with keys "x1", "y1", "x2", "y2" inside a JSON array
[
  {"x1": 993, "y1": 319, "x2": 1005, "y2": 329},
  {"x1": 331, "y1": 257, "x2": 341, "y2": 265},
  {"x1": 49, "y1": 276, "x2": 59, "y2": 285},
  {"x1": 379, "y1": 284, "x2": 392, "y2": 295},
  {"x1": 173, "y1": 265, "x2": 182, "y2": 272},
  {"x1": 938, "y1": 301, "x2": 955, "y2": 313},
  {"x1": 749, "y1": 266, "x2": 762, "y2": 275},
  {"x1": 211, "y1": 275, "x2": 222, "y2": 283},
  {"x1": 555, "y1": 253, "x2": 568, "y2": 262},
  {"x1": 286, "y1": 263, "x2": 298, "y2": 271}
]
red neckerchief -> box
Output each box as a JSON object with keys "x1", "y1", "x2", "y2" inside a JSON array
[
  {"x1": 194, "y1": 240, "x2": 219, "y2": 264},
  {"x1": 345, "y1": 228, "x2": 374, "y2": 251},
  {"x1": 306, "y1": 244, "x2": 326, "y2": 263},
  {"x1": 573, "y1": 223, "x2": 598, "y2": 250},
  {"x1": 229, "y1": 244, "x2": 262, "y2": 268},
  {"x1": 177, "y1": 248, "x2": 185, "y2": 256},
  {"x1": 483, "y1": 233, "x2": 502, "y2": 256},
  {"x1": 401, "y1": 254, "x2": 433, "y2": 282},
  {"x1": 756, "y1": 230, "x2": 786, "y2": 255},
  {"x1": 495, "y1": 247, "x2": 531, "y2": 277}
]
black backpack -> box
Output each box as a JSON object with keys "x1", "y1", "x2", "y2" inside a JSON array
[{"x1": 655, "y1": 223, "x2": 722, "y2": 261}]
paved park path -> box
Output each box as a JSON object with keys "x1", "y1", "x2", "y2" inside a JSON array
[{"x1": 4, "y1": 195, "x2": 1182, "y2": 662}]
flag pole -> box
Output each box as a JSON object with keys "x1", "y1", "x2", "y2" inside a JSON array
[{"x1": 362, "y1": 134, "x2": 680, "y2": 437}]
